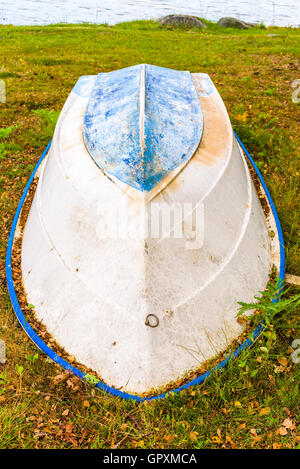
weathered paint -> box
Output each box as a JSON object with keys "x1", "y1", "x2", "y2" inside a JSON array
[
  {"x1": 72, "y1": 75, "x2": 97, "y2": 98},
  {"x1": 192, "y1": 73, "x2": 215, "y2": 97},
  {"x1": 83, "y1": 64, "x2": 203, "y2": 192}
]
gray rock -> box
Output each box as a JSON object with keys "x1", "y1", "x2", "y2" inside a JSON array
[
  {"x1": 159, "y1": 15, "x2": 206, "y2": 29},
  {"x1": 217, "y1": 17, "x2": 251, "y2": 29}
]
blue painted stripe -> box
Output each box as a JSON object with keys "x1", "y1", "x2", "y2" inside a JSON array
[
  {"x1": 83, "y1": 64, "x2": 203, "y2": 192},
  {"x1": 6, "y1": 134, "x2": 285, "y2": 402}
]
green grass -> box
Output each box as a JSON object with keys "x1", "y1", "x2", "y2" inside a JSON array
[{"x1": 0, "y1": 20, "x2": 299, "y2": 449}]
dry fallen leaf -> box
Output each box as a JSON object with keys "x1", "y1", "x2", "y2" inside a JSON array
[
  {"x1": 282, "y1": 418, "x2": 295, "y2": 430},
  {"x1": 278, "y1": 427, "x2": 288, "y2": 436},
  {"x1": 251, "y1": 436, "x2": 261, "y2": 447},
  {"x1": 163, "y1": 434, "x2": 174, "y2": 443},
  {"x1": 189, "y1": 431, "x2": 199, "y2": 442},
  {"x1": 65, "y1": 422, "x2": 73, "y2": 434},
  {"x1": 278, "y1": 357, "x2": 288, "y2": 367},
  {"x1": 83, "y1": 400, "x2": 90, "y2": 408},
  {"x1": 133, "y1": 440, "x2": 145, "y2": 449},
  {"x1": 226, "y1": 433, "x2": 236, "y2": 449},
  {"x1": 268, "y1": 374, "x2": 276, "y2": 385},
  {"x1": 236, "y1": 112, "x2": 248, "y2": 122},
  {"x1": 259, "y1": 407, "x2": 271, "y2": 416},
  {"x1": 211, "y1": 428, "x2": 223, "y2": 444}
]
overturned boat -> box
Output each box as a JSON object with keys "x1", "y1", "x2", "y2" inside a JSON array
[{"x1": 8, "y1": 64, "x2": 284, "y2": 397}]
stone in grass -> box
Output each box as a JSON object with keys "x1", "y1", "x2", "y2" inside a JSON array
[
  {"x1": 217, "y1": 17, "x2": 253, "y2": 29},
  {"x1": 159, "y1": 15, "x2": 207, "y2": 29}
]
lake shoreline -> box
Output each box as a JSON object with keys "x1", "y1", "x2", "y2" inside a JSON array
[
  {"x1": 1, "y1": 0, "x2": 300, "y2": 28},
  {"x1": 1, "y1": 17, "x2": 299, "y2": 30}
]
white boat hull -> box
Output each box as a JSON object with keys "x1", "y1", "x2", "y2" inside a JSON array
[{"x1": 21, "y1": 70, "x2": 279, "y2": 394}]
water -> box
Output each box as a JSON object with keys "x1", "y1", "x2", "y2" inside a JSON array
[{"x1": 0, "y1": 0, "x2": 299, "y2": 27}]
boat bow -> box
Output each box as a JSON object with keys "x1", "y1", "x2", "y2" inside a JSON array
[{"x1": 83, "y1": 64, "x2": 203, "y2": 192}]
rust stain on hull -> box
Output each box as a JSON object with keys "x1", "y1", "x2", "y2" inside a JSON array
[{"x1": 192, "y1": 77, "x2": 232, "y2": 167}]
